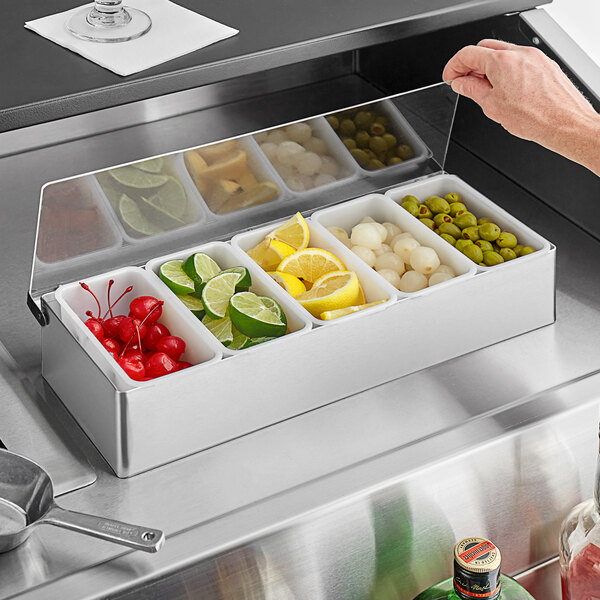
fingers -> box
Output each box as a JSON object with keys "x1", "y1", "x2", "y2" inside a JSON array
[
  {"x1": 477, "y1": 39, "x2": 518, "y2": 51},
  {"x1": 442, "y1": 45, "x2": 496, "y2": 81},
  {"x1": 450, "y1": 75, "x2": 493, "y2": 104}
]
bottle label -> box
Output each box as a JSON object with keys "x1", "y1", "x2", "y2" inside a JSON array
[
  {"x1": 454, "y1": 578, "x2": 501, "y2": 599},
  {"x1": 458, "y1": 541, "x2": 497, "y2": 565}
]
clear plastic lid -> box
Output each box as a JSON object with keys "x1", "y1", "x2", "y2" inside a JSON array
[{"x1": 29, "y1": 82, "x2": 457, "y2": 324}]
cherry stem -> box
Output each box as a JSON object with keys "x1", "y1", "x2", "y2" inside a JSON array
[
  {"x1": 85, "y1": 310, "x2": 95, "y2": 319},
  {"x1": 119, "y1": 300, "x2": 164, "y2": 357},
  {"x1": 79, "y1": 282, "x2": 101, "y2": 319},
  {"x1": 106, "y1": 280, "x2": 115, "y2": 319},
  {"x1": 101, "y1": 285, "x2": 133, "y2": 321}
]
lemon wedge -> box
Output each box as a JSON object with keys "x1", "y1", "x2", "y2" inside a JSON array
[
  {"x1": 247, "y1": 238, "x2": 295, "y2": 271},
  {"x1": 268, "y1": 212, "x2": 310, "y2": 251},
  {"x1": 320, "y1": 300, "x2": 386, "y2": 320},
  {"x1": 278, "y1": 248, "x2": 345, "y2": 283},
  {"x1": 296, "y1": 270, "x2": 360, "y2": 317},
  {"x1": 267, "y1": 271, "x2": 306, "y2": 297}
]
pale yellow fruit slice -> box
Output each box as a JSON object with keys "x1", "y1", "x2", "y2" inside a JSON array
[
  {"x1": 196, "y1": 140, "x2": 239, "y2": 162},
  {"x1": 267, "y1": 271, "x2": 306, "y2": 297},
  {"x1": 268, "y1": 212, "x2": 310, "y2": 251},
  {"x1": 296, "y1": 270, "x2": 360, "y2": 317},
  {"x1": 247, "y1": 238, "x2": 295, "y2": 272},
  {"x1": 320, "y1": 300, "x2": 386, "y2": 320},
  {"x1": 200, "y1": 149, "x2": 247, "y2": 181},
  {"x1": 278, "y1": 247, "x2": 345, "y2": 283}
]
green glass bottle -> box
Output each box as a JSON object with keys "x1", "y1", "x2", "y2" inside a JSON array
[{"x1": 413, "y1": 537, "x2": 535, "y2": 600}]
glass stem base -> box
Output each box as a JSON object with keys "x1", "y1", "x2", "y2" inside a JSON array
[{"x1": 66, "y1": 6, "x2": 151, "y2": 43}]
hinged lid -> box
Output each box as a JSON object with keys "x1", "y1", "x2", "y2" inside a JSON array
[{"x1": 29, "y1": 82, "x2": 457, "y2": 325}]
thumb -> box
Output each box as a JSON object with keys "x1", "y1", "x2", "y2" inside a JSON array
[{"x1": 451, "y1": 75, "x2": 492, "y2": 105}]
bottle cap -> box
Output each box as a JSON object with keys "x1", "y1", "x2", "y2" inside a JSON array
[{"x1": 453, "y1": 537, "x2": 501, "y2": 600}]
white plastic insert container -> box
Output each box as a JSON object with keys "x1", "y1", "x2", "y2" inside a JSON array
[
  {"x1": 385, "y1": 174, "x2": 552, "y2": 270},
  {"x1": 93, "y1": 155, "x2": 205, "y2": 246},
  {"x1": 145, "y1": 241, "x2": 312, "y2": 355},
  {"x1": 231, "y1": 218, "x2": 396, "y2": 325},
  {"x1": 310, "y1": 193, "x2": 477, "y2": 298},
  {"x1": 178, "y1": 137, "x2": 289, "y2": 219},
  {"x1": 254, "y1": 117, "x2": 358, "y2": 197}
]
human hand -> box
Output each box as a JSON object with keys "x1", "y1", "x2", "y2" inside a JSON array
[{"x1": 443, "y1": 40, "x2": 600, "y2": 176}]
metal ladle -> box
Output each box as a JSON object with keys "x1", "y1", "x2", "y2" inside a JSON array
[{"x1": 0, "y1": 449, "x2": 164, "y2": 553}]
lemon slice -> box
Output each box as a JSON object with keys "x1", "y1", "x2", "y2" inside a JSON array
[
  {"x1": 267, "y1": 271, "x2": 306, "y2": 297},
  {"x1": 320, "y1": 300, "x2": 386, "y2": 320},
  {"x1": 109, "y1": 166, "x2": 169, "y2": 189},
  {"x1": 200, "y1": 149, "x2": 247, "y2": 181},
  {"x1": 247, "y1": 238, "x2": 295, "y2": 271},
  {"x1": 278, "y1": 248, "x2": 345, "y2": 283},
  {"x1": 296, "y1": 270, "x2": 360, "y2": 317},
  {"x1": 268, "y1": 212, "x2": 310, "y2": 251},
  {"x1": 118, "y1": 194, "x2": 163, "y2": 237},
  {"x1": 357, "y1": 281, "x2": 366, "y2": 305},
  {"x1": 197, "y1": 140, "x2": 239, "y2": 162},
  {"x1": 134, "y1": 157, "x2": 165, "y2": 173},
  {"x1": 229, "y1": 292, "x2": 287, "y2": 338}
]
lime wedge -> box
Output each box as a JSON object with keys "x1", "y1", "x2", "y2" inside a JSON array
[
  {"x1": 201, "y1": 272, "x2": 241, "y2": 320},
  {"x1": 183, "y1": 253, "x2": 221, "y2": 287},
  {"x1": 134, "y1": 158, "x2": 165, "y2": 173},
  {"x1": 176, "y1": 293, "x2": 205, "y2": 318},
  {"x1": 229, "y1": 292, "x2": 287, "y2": 338},
  {"x1": 159, "y1": 260, "x2": 195, "y2": 295},
  {"x1": 109, "y1": 166, "x2": 169, "y2": 189},
  {"x1": 118, "y1": 195, "x2": 163, "y2": 237},
  {"x1": 220, "y1": 266, "x2": 252, "y2": 291},
  {"x1": 144, "y1": 177, "x2": 188, "y2": 219},
  {"x1": 228, "y1": 329, "x2": 252, "y2": 350},
  {"x1": 202, "y1": 313, "x2": 233, "y2": 346},
  {"x1": 139, "y1": 196, "x2": 186, "y2": 230},
  {"x1": 247, "y1": 336, "x2": 277, "y2": 347}
]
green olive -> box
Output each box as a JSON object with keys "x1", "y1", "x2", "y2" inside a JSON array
[
  {"x1": 363, "y1": 149, "x2": 376, "y2": 159},
  {"x1": 454, "y1": 212, "x2": 478, "y2": 229},
  {"x1": 445, "y1": 192, "x2": 461, "y2": 204},
  {"x1": 483, "y1": 251, "x2": 504, "y2": 266},
  {"x1": 342, "y1": 138, "x2": 357, "y2": 151},
  {"x1": 419, "y1": 218, "x2": 435, "y2": 230},
  {"x1": 455, "y1": 239, "x2": 474, "y2": 253},
  {"x1": 375, "y1": 115, "x2": 389, "y2": 127},
  {"x1": 433, "y1": 213, "x2": 453, "y2": 227},
  {"x1": 401, "y1": 195, "x2": 419, "y2": 204},
  {"x1": 369, "y1": 136, "x2": 388, "y2": 155},
  {"x1": 462, "y1": 244, "x2": 483, "y2": 263},
  {"x1": 477, "y1": 217, "x2": 492, "y2": 226},
  {"x1": 354, "y1": 111, "x2": 374, "y2": 129},
  {"x1": 425, "y1": 196, "x2": 451, "y2": 214},
  {"x1": 369, "y1": 122, "x2": 386, "y2": 136},
  {"x1": 462, "y1": 226, "x2": 480, "y2": 241},
  {"x1": 519, "y1": 246, "x2": 535, "y2": 256},
  {"x1": 354, "y1": 130, "x2": 370, "y2": 148},
  {"x1": 475, "y1": 239, "x2": 493, "y2": 253},
  {"x1": 401, "y1": 199, "x2": 420, "y2": 216},
  {"x1": 449, "y1": 202, "x2": 467, "y2": 217},
  {"x1": 387, "y1": 156, "x2": 404, "y2": 166},
  {"x1": 367, "y1": 158, "x2": 386, "y2": 170},
  {"x1": 417, "y1": 205, "x2": 433, "y2": 219},
  {"x1": 382, "y1": 133, "x2": 397, "y2": 149},
  {"x1": 339, "y1": 118, "x2": 356, "y2": 137},
  {"x1": 350, "y1": 148, "x2": 370, "y2": 168},
  {"x1": 478, "y1": 222, "x2": 501, "y2": 241},
  {"x1": 438, "y1": 222, "x2": 462, "y2": 239},
  {"x1": 499, "y1": 248, "x2": 517, "y2": 261},
  {"x1": 326, "y1": 115, "x2": 339, "y2": 131},
  {"x1": 440, "y1": 233, "x2": 457, "y2": 246},
  {"x1": 513, "y1": 244, "x2": 524, "y2": 256},
  {"x1": 497, "y1": 231, "x2": 518, "y2": 248},
  {"x1": 396, "y1": 144, "x2": 413, "y2": 160}
]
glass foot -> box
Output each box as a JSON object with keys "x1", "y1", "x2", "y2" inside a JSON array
[{"x1": 66, "y1": 6, "x2": 151, "y2": 43}]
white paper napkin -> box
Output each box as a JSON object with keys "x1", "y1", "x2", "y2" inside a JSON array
[{"x1": 25, "y1": 0, "x2": 239, "y2": 76}]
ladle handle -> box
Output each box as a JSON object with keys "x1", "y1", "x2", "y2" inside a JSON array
[{"x1": 40, "y1": 504, "x2": 165, "y2": 553}]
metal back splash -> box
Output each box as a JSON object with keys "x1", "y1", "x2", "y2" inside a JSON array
[{"x1": 29, "y1": 82, "x2": 457, "y2": 324}]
